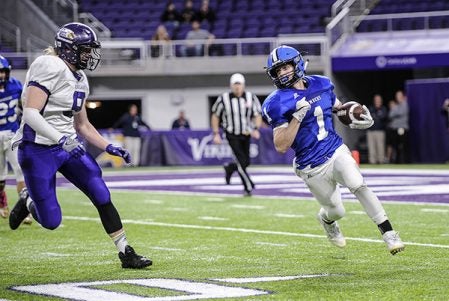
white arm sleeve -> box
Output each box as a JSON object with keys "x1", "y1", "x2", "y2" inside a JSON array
[{"x1": 23, "y1": 107, "x2": 64, "y2": 143}]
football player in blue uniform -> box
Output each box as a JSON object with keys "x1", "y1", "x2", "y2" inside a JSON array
[
  {"x1": 8, "y1": 23, "x2": 152, "y2": 268},
  {"x1": 0, "y1": 55, "x2": 31, "y2": 224},
  {"x1": 262, "y1": 45, "x2": 404, "y2": 255}
]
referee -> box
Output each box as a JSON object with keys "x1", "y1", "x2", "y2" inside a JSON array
[{"x1": 211, "y1": 73, "x2": 262, "y2": 196}]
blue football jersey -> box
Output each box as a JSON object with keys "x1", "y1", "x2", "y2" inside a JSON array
[
  {"x1": 262, "y1": 75, "x2": 342, "y2": 169},
  {"x1": 0, "y1": 77, "x2": 22, "y2": 132}
]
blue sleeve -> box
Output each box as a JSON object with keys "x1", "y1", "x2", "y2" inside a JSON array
[{"x1": 262, "y1": 94, "x2": 289, "y2": 129}]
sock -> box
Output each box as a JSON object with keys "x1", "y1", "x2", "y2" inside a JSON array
[
  {"x1": 377, "y1": 220, "x2": 393, "y2": 235},
  {"x1": 110, "y1": 229, "x2": 128, "y2": 253},
  {"x1": 26, "y1": 197, "x2": 39, "y2": 222}
]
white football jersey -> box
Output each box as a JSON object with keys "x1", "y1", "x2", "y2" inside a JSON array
[{"x1": 18, "y1": 55, "x2": 89, "y2": 145}]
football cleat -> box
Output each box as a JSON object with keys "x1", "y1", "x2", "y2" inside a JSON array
[
  {"x1": 23, "y1": 214, "x2": 33, "y2": 225},
  {"x1": 0, "y1": 191, "x2": 9, "y2": 218},
  {"x1": 317, "y1": 214, "x2": 346, "y2": 248},
  {"x1": 382, "y1": 230, "x2": 405, "y2": 255},
  {"x1": 9, "y1": 188, "x2": 30, "y2": 230},
  {"x1": 118, "y1": 245, "x2": 152, "y2": 269}
]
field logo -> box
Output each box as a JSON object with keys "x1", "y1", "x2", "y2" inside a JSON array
[{"x1": 11, "y1": 275, "x2": 331, "y2": 300}]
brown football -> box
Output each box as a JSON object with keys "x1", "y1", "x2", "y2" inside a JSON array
[{"x1": 336, "y1": 102, "x2": 364, "y2": 126}]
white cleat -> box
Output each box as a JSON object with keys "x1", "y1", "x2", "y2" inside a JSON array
[
  {"x1": 317, "y1": 214, "x2": 346, "y2": 248},
  {"x1": 382, "y1": 230, "x2": 405, "y2": 255}
]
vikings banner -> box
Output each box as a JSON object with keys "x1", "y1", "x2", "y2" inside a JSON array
[{"x1": 90, "y1": 129, "x2": 294, "y2": 167}]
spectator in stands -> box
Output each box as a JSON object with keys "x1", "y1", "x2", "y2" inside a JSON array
[
  {"x1": 180, "y1": 20, "x2": 215, "y2": 57},
  {"x1": 171, "y1": 110, "x2": 191, "y2": 130},
  {"x1": 160, "y1": 2, "x2": 181, "y2": 28},
  {"x1": 442, "y1": 98, "x2": 449, "y2": 131},
  {"x1": 367, "y1": 94, "x2": 388, "y2": 164},
  {"x1": 197, "y1": 0, "x2": 216, "y2": 25},
  {"x1": 111, "y1": 104, "x2": 150, "y2": 166},
  {"x1": 388, "y1": 90, "x2": 409, "y2": 163},
  {"x1": 180, "y1": 0, "x2": 198, "y2": 24},
  {"x1": 150, "y1": 24, "x2": 171, "y2": 58}
]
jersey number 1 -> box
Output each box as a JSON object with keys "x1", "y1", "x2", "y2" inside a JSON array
[{"x1": 314, "y1": 106, "x2": 328, "y2": 141}]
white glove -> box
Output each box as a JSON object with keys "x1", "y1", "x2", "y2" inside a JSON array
[
  {"x1": 292, "y1": 97, "x2": 311, "y2": 123},
  {"x1": 349, "y1": 105, "x2": 374, "y2": 129}
]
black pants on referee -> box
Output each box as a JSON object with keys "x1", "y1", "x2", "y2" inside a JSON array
[{"x1": 225, "y1": 133, "x2": 254, "y2": 193}]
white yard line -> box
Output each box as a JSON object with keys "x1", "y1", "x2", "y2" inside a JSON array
[
  {"x1": 421, "y1": 208, "x2": 449, "y2": 213},
  {"x1": 231, "y1": 204, "x2": 265, "y2": 210},
  {"x1": 198, "y1": 216, "x2": 229, "y2": 221},
  {"x1": 64, "y1": 216, "x2": 449, "y2": 250},
  {"x1": 255, "y1": 242, "x2": 288, "y2": 247},
  {"x1": 274, "y1": 213, "x2": 304, "y2": 218},
  {"x1": 212, "y1": 274, "x2": 331, "y2": 283}
]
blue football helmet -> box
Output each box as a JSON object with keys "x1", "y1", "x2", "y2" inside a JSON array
[
  {"x1": 0, "y1": 55, "x2": 11, "y2": 86},
  {"x1": 266, "y1": 45, "x2": 305, "y2": 89},
  {"x1": 55, "y1": 22, "x2": 101, "y2": 71}
]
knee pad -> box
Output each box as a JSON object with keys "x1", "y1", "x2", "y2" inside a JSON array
[{"x1": 349, "y1": 182, "x2": 367, "y2": 194}]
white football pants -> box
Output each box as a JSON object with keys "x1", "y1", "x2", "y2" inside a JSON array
[
  {"x1": 295, "y1": 144, "x2": 388, "y2": 225},
  {"x1": 0, "y1": 131, "x2": 24, "y2": 182}
]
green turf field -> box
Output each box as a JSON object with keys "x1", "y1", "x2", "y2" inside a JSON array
[{"x1": 1, "y1": 181, "x2": 448, "y2": 300}]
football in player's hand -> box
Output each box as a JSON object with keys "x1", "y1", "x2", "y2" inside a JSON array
[{"x1": 336, "y1": 102, "x2": 364, "y2": 126}]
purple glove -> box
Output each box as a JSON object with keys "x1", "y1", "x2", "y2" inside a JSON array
[
  {"x1": 59, "y1": 135, "x2": 85, "y2": 158},
  {"x1": 106, "y1": 144, "x2": 131, "y2": 164}
]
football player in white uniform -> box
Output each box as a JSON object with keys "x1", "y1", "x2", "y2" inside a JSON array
[{"x1": 9, "y1": 23, "x2": 152, "y2": 269}]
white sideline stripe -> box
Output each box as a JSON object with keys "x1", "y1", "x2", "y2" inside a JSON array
[
  {"x1": 256, "y1": 242, "x2": 288, "y2": 247},
  {"x1": 64, "y1": 216, "x2": 449, "y2": 249},
  {"x1": 421, "y1": 208, "x2": 449, "y2": 213},
  {"x1": 212, "y1": 274, "x2": 330, "y2": 283}
]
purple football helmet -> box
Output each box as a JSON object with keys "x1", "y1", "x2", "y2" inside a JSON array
[
  {"x1": 0, "y1": 55, "x2": 11, "y2": 86},
  {"x1": 55, "y1": 22, "x2": 101, "y2": 71}
]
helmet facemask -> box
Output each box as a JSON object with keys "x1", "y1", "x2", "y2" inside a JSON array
[
  {"x1": 268, "y1": 60, "x2": 302, "y2": 89},
  {"x1": 77, "y1": 43, "x2": 101, "y2": 71},
  {"x1": 0, "y1": 68, "x2": 10, "y2": 86}
]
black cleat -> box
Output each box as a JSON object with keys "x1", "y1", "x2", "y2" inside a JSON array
[
  {"x1": 118, "y1": 245, "x2": 152, "y2": 269},
  {"x1": 9, "y1": 188, "x2": 30, "y2": 230},
  {"x1": 224, "y1": 165, "x2": 232, "y2": 185}
]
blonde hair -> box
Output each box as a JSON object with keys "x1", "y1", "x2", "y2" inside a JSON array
[{"x1": 43, "y1": 46, "x2": 57, "y2": 56}]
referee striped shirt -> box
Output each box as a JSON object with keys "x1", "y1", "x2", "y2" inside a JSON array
[{"x1": 212, "y1": 91, "x2": 262, "y2": 135}]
